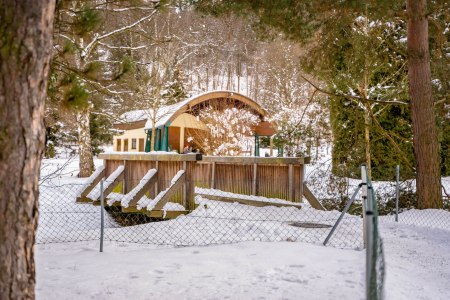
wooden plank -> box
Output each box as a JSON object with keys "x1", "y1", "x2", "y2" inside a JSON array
[
  {"x1": 98, "y1": 153, "x2": 202, "y2": 161},
  {"x1": 288, "y1": 164, "x2": 293, "y2": 201},
  {"x1": 146, "y1": 210, "x2": 188, "y2": 219},
  {"x1": 100, "y1": 170, "x2": 124, "y2": 201},
  {"x1": 127, "y1": 171, "x2": 158, "y2": 208},
  {"x1": 76, "y1": 167, "x2": 105, "y2": 202},
  {"x1": 302, "y1": 183, "x2": 325, "y2": 210},
  {"x1": 182, "y1": 161, "x2": 187, "y2": 207},
  {"x1": 252, "y1": 163, "x2": 257, "y2": 195},
  {"x1": 152, "y1": 172, "x2": 186, "y2": 211},
  {"x1": 196, "y1": 192, "x2": 301, "y2": 209},
  {"x1": 211, "y1": 161, "x2": 216, "y2": 189},
  {"x1": 202, "y1": 156, "x2": 310, "y2": 165}
]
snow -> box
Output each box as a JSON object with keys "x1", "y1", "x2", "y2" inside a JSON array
[
  {"x1": 113, "y1": 169, "x2": 157, "y2": 207},
  {"x1": 87, "y1": 165, "x2": 124, "y2": 201},
  {"x1": 141, "y1": 170, "x2": 185, "y2": 210},
  {"x1": 120, "y1": 109, "x2": 148, "y2": 123},
  {"x1": 77, "y1": 165, "x2": 105, "y2": 197},
  {"x1": 37, "y1": 154, "x2": 450, "y2": 299},
  {"x1": 195, "y1": 187, "x2": 302, "y2": 207},
  {"x1": 35, "y1": 213, "x2": 450, "y2": 300},
  {"x1": 141, "y1": 90, "x2": 260, "y2": 130}
]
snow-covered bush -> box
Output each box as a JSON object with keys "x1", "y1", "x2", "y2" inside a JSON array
[{"x1": 189, "y1": 107, "x2": 259, "y2": 156}]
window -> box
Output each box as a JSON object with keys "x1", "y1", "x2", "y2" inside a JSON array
[
  {"x1": 116, "y1": 139, "x2": 121, "y2": 151},
  {"x1": 131, "y1": 138, "x2": 137, "y2": 150},
  {"x1": 124, "y1": 139, "x2": 129, "y2": 152}
]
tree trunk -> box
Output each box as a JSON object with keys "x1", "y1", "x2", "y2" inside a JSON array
[
  {"x1": 407, "y1": 0, "x2": 442, "y2": 208},
  {"x1": 364, "y1": 105, "x2": 372, "y2": 178},
  {"x1": 0, "y1": 1, "x2": 55, "y2": 299},
  {"x1": 76, "y1": 107, "x2": 94, "y2": 177}
]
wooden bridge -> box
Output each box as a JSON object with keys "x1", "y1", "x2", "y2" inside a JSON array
[{"x1": 76, "y1": 153, "x2": 323, "y2": 218}]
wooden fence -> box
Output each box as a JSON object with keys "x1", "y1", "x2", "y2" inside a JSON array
[{"x1": 98, "y1": 153, "x2": 309, "y2": 210}]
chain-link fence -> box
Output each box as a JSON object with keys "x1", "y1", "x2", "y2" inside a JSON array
[
  {"x1": 363, "y1": 166, "x2": 385, "y2": 300},
  {"x1": 305, "y1": 162, "x2": 450, "y2": 230},
  {"x1": 38, "y1": 178, "x2": 364, "y2": 249}
]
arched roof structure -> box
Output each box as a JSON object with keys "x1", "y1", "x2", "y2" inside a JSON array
[{"x1": 143, "y1": 90, "x2": 270, "y2": 130}]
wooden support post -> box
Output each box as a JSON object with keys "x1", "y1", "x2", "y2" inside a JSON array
[
  {"x1": 123, "y1": 160, "x2": 127, "y2": 194},
  {"x1": 76, "y1": 166, "x2": 105, "y2": 202},
  {"x1": 179, "y1": 126, "x2": 185, "y2": 153},
  {"x1": 126, "y1": 170, "x2": 158, "y2": 208},
  {"x1": 211, "y1": 162, "x2": 216, "y2": 189},
  {"x1": 155, "y1": 160, "x2": 159, "y2": 197},
  {"x1": 182, "y1": 161, "x2": 187, "y2": 207},
  {"x1": 153, "y1": 172, "x2": 186, "y2": 211},
  {"x1": 252, "y1": 163, "x2": 257, "y2": 195},
  {"x1": 299, "y1": 165, "x2": 304, "y2": 203},
  {"x1": 288, "y1": 164, "x2": 293, "y2": 201}
]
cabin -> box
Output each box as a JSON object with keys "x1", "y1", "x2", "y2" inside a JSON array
[{"x1": 112, "y1": 91, "x2": 277, "y2": 156}]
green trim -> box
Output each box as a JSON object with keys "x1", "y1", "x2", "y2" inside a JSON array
[
  {"x1": 155, "y1": 129, "x2": 161, "y2": 151},
  {"x1": 161, "y1": 126, "x2": 169, "y2": 151},
  {"x1": 254, "y1": 134, "x2": 260, "y2": 157},
  {"x1": 144, "y1": 130, "x2": 151, "y2": 152}
]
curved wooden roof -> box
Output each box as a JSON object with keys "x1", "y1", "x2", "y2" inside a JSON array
[{"x1": 166, "y1": 90, "x2": 268, "y2": 124}]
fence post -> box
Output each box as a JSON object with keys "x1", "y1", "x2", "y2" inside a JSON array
[
  {"x1": 395, "y1": 165, "x2": 400, "y2": 222},
  {"x1": 100, "y1": 179, "x2": 104, "y2": 253},
  {"x1": 361, "y1": 165, "x2": 368, "y2": 249}
]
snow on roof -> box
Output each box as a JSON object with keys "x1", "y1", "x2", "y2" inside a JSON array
[
  {"x1": 120, "y1": 110, "x2": 148, "y2": 123},
  {"x1": 118, "y1": 90, "x2": 264, "y2": 130}
]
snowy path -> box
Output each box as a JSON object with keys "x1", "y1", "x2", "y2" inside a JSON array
[
  {"x1": 36, "y1": 241, "x2": 364, "y2": 300},
  {"x1": 36, "y1": 220, "x2": 450, "y2": 300}
]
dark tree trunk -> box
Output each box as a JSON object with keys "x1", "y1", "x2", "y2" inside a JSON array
[
  {"x1": 0, "y1": 1, "x2": 55, "y2": 299},
  {"x1": 407, "y1": 0, "x2": 442, "y2": 208}
]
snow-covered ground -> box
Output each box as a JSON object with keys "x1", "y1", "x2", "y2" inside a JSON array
[
  {"x1": 36, "y1": 152, "x2": 450, "y2": 299},
  {"x1": 35, "y1": 218, "x2": 450, "y2": 300}
]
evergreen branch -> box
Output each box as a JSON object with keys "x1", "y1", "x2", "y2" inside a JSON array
[
  {"x1": 301, "y1": 75, "x2": 409, "y2": 105},
  {"x1": 367, "y1": 106, "x2": 415, "y2": 171}
]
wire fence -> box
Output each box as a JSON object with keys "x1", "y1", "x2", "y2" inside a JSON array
[
  {"x1": 37, "y1": 179, "x2": 364, "y2": 249},
  {"x1": 305, "y1": 163, "x2": 450, "y2": 230},
  {"x1": 363, "y1": 166, "x2": 385, "y2": 300}
]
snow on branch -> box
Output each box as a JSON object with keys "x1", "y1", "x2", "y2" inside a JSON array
[{"x1": 81, "y1": 10, "x2": 158, "y2": 59}]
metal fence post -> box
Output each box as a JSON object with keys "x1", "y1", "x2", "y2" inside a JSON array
[
  {"x1": 395, "y1": 165, "x2": 400, "y2": 222},
  {"x1": 323, "y1": 184, "x2": 362, "y2": 246},
  {"x1": 100, "y1": 179, "x2": 104, "y2": 253}
]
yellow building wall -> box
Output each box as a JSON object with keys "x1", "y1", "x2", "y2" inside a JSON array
[{"x1": 113, "y1": 128, "x2": 147, "y2": 152}]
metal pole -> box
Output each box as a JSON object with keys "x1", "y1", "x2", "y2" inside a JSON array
[
  {"x1": 361, "y1": 164, "x2": 368, "y2": 249},
  {"x1": 365, "y1": 186, "x2": 374, "y2": 300},
  {"x1": 323, "y1": 184, "x2": 361, "y2": 246},
  {"x1": 395, "y1": 165, "x2": 400, "y2": 222},
  {"x1": 100, "y1": 179, "x2": 104, "y2": 253}
]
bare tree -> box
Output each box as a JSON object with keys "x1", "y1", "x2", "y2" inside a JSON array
[{"x1": 0, "y1": 1, "x2": 55, "y2": 298}]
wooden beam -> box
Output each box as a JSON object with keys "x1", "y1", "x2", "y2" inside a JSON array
[
  {"x1": 92, "y1": 168, "x2": 124, "y2": 203},
  {"x1": 152, "y1": 172, "x2": 186, "y2": 211},
  {"x1": 98, "y1": 153, "x2": 202, "y2": 162},
  {"x1": 202, "y1": 156, "x2": 310, "y2": 165},
  {"x1": 146, "y1": 210, "x2": 188, "y2": 219},
  {"x1": 196, "y1": 193, "x2": 301, "y2": 209},
  {"x1": 211, "y1": 162, "x2": 216, "y2": 189},
  {"x1": 127, "y1": 171, "x2": 158, "y2": 208},
  {"x1": 252, "y1": 163, "x2": 257, "y2": 195},
  {"x1": 302, "y1": 183, "x2": 325, "y2": 210},
  {"x1": 288, "y1": 164, "x2": 293, "y2": 201},
  {"x1": 76, "y1": 167, "x2": 105, "y2": 202},
  {"x1": 182, "y1": 161, "x2": 187, "y2": 207}
]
